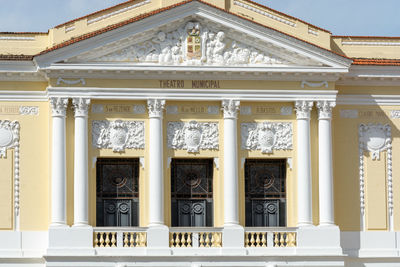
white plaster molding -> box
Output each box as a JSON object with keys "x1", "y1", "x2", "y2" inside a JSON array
[
  {"x1": 390, "y1": 110, "x2": 400, "y2": 119},
  {"x1": 147, "y1": 99, "x2": 165, "y2": 118},
  {"x1": 56, "y1": 77, "x2": 86, "y2": 86},
  {"x1": 167, "y1": 121, "x2": 219, "y2": 153},
  {"x1": 19, "y1": 106, "x2": 39, "y2": 116},
  {"x1": 340, "y1": 109, "x2": 358, "y2": 118},
  {"x1": 50, "y1": 97, "x2": 69, "y2": 117},
  {"x1": 91, "y1": 104, "x2": 104, "y2": 113},
  {"x1": 241, "y1": 122, "x2": 293, "y2": 153},
  {"x1": 0, "y1": 36, "x2": 35, "y2": 40},
  {"x1": 65, "y1": 25, "x2": 75, "y2": 33},
  {"x1": 222, "y1": 99, "x2": 240, "y2": 119},
  {"x1": 0, "y1": 120, "x2": 20, "y2": 230},
  {"x1": 295, "y1": 101, "x2": 313, "y2": 120},
  {"x1": 241, "y1": 157, "x2": 246, "y2": 169},
  {"x1": 167, "y1": 157, "x2": 172, "y2": 168},
  {"x1": 280, "y1": 106, "x2": 292, "y2": 116},
  {"x1": 301, "y1": 81, "x2": 328, "y2": 88},
  {"x1": 166, "y1": 105, "x2": 178, "y2": 114},
  {"x1": 207, "y1": 106, "x2": 219, "y2": 115},
  {"x1": 342, "y1": 41, "x2": 400, "y2": 46},
  {"x1": 92, "y1": 120, "x2": 145, "y2": 152},
  {"x1": 359, "y1": 123, "x2": 392, "y2": 231},
  {"x1": 308, "y1": 28, "x2": 319, "y2": 36},
  {"x1": 338, "y1": 94, "x2": 400, "y2": 106},
  {"x1": 233, "y1": 1, "x2": 296, "y2": 27},
  {"x1": 139, "y1": 157, "x2": 145, "y2": 169},
  {"x1": 287, "y1": 157, "x2": 293, "y2": 170},
  {"x1": 133, "y1": 105, "x2": 146, "y2": 114},
  {"x1": 72, "y1": 98, "x2": 90, "y2": 117},
  {"x1": 240, "y1": 106, "x2": 252, "y2": 115},
  {"x1": 316, "y1": 101, "x2": 336, "y2": 120},
  {"x1": 214, "y1": 158, "x2": 219, "y2": 170},
  {"x1": 87, "y1": 0, "x2": 151, "y2": 24}
]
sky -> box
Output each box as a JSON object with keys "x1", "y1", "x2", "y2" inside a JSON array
[{"x1": 0, "y1": 0, "x2": 399, "y2": 36}]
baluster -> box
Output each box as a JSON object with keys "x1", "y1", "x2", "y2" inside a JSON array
[
  {"x1": 280, "y1": 233, "x2": 285, "y2": 247},
  {"x1": 210, "y1": 232, "x2": 215, "y2": 247},
  {"x1": 175, "y1": 232, "x2": 181, "y2": 248},
  {"x1": 199, "y1": 233, "x2": 205, "y2": 247},
  {"x1": 245, "y1": 232, "x2": 250, "y2": 247},
  {"x1": 170, "y1": 233, "x2": 175, "y2": 247},
  {"x1": 250, "y1": 233, "x2": 255, "y2": 247},
  {"x1": 186, "y1": 233, "x2": 192, "y2": 247},
  {"x1": 274, "y1": 232, "x2": 279, "y2": 247},
  {"x1": 111, "y1": 232, "x2": 116, "y2": 247},
  {"x1": 94, "y1": 232, "x2": 99, "y2": 247},
  {"x1": 205, "y1": 232, "x2": 210, "y2": 247},
  {"x1": 212, "y1": 233, "x2": 221, "y2": 247},
  {"x1": 261, "y1": 233, "x2": 267, "y2": 247},
  {"x1": 129, "y1": 232, "x2": 135, "y2": 247},
  {"x1": 181, "y1": 233, "x2": 187, "y2": 248},
  {"x1": 105, "y1": 233, "x2": 111, "y2": 247},
  {"x1": 140, "y1": 232, "x2": 147, "y2": 247},
  {"x1": 284, "y1": 233, "x2": 290, "y2": 248},
  {"x1": 135, "y1": 232, "x2": 141, "y2": 247},
  {"x1": 123, "y1": 233, "x2": 129, "y2": 247},
  {"x1": 99, "y1": 232, "x2": 105, "y2": 247},
  {"x1": 255, "y1": 232, "x2": 261, "y2": 247},
  {"x1": 288, "y1": 233, "x2": 296, "y2": 247}
]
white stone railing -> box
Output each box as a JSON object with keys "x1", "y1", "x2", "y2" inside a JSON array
[
  {"x1": 93, "y1": 227, "x2": 147, "y2": 248},
  {"x1": 169, "y1": 227, "x2": 223, "y2": 248},
  {"x1": 245, "y1": 228, "x2": 297, "y2": 248}
]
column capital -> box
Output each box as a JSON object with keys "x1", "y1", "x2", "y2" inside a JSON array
[
  {"x1": 50, "y1": 97, "x2": 68, "y2": 117},
  {"x1": 72, "y1": 98, "x2": 91, "y2": 117},
  {"x1": 222, "y1": 99, "x2": 240, "y2": 119},
  {"x1": 147, "y1": 99, "x2": 166, "y2": 118},
  {"x1": 316, "y1": 100, "x2": 336, "y2": 120},
  {"x1": 295, "y1": 100, "x2": 313, "y2": 120}
]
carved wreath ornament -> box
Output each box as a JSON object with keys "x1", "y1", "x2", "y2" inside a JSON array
[
  {"x1": 359, "y1": 123, "x2": 391, "y2": 160},
  {"x1": 167, "y1": 121, "x2": 219, "y2": 153},
  {"x1": 92, "y1": 120, "x2": 145, "y2": 152},
  {"x1": 241, "y1": 122, "x2": 293, "y2": 153}
]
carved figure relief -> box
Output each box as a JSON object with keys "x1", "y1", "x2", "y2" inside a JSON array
[
  {"x1": 92, "y1": 120, "x2": 145, "y2": 152},
  {"x1": 167, "y1": 121, "x2": 219, "y2": 153},
  {"x1": 241, "y1": 122, "x2": 293, "y2": 154},
  {"x1": 96, "y1": 21, "x2": 285, "y2": 66}
]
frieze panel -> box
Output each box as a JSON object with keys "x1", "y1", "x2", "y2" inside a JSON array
[
  {"x1": 95, "y1": 21, "x2": 287, "y2": 66},
  {"x1": 92, "y1": 120, "x2": 145, "y2": 152},
  {"x1": 167, "y1": 121, "x2": 219, "y2": 153},
  {"x1": 241, "y1": 122, "x2": 293, "y2": 154}
]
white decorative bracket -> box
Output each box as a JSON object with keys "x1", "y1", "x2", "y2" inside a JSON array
[
  {"x1": 0, "y1": 120, "x2": 20, "y2": 230},
  {"x1": 167, "y1": 157, "x2": 172, "y2": 168},
  {"x1": 358, "y1": 123, "x2": 392, "y2": 231},
  {"x1": 139, "y1": 157, "x2": 145, "y2": 169},
  {"x1": 287, "y1": 158, "x2": 293, "y2": 170},
  {"x1": 214, "y1": 158, "x2": 219, "y2": 170},
  {"x1": 56, "y1": 77, "x2": 86, "y2": 86},
  {"x1": 301, "y1": 81, "x2": 328, "y2": 88},
  {"x1": 241, "y1": 157, "x2": 246, "y2": 169}
]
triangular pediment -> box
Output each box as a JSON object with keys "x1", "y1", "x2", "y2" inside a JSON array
[{"x1": 35, "y1": 1, "x2": 351, "y2": 72}]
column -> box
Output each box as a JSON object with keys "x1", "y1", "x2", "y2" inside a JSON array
[
  {"x1": 147, "y1": 99, "x2": 166, "y2": 226},
  {"x1": 72, "y1": 98, "x2": 91, "y2": 227},
  {"x1": 50, "y1": 97, "x2": 69, "y2": 227},
  {"x1": 295, "y1": 100, "x2": 313, "y2": 227},
  {"x1": 317, "y1": 101, "x2": 336, "y2": 226},
  {"x1": 222, "y1": 99, "x2": 240, "y2": 226}
]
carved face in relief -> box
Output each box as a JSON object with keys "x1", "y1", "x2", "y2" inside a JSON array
[
  {"x1": 109, "y1": 125, "x2": 128, "y2": 151},
  {"x1": 258, "y1": 127, "x2": 275, "y2": 154},
  {"x1": 184, "y1": 121, "x2": 202, "y2": 153}
]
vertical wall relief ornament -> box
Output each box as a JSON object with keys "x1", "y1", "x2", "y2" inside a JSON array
[
  {"x1": 358, "y1": 123, "x2": 393, "y2": 231},
  {"x1": 92, "y1": 120, "x2": 145, "y2": 152},
  {"x1": 0, "y1": 120, "x2": 20, "y2": 229},
  {"x1": 241, "y1": 122, "x2": 293, "y2": 153},
  {"x1": 167, "y1": 121, "x2": 219, "y2": 153}
]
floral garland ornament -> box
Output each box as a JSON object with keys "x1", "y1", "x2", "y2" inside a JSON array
[{"x1": 0, "y1": 120, "x2": 20, "y2": 230}]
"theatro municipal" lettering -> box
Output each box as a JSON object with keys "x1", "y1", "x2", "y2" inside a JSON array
[{"x1": 159, "y1": 80, "x2": 221, "y2": 89}]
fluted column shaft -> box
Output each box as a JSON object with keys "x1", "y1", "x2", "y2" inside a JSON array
[
  {"x1": 147, "y1": 99, "x2": 166, "y2": 226},
  {"x1": 222, "y1": 99, "x2": 240, "y2": 226},
  {"x1": 317, "y1": 101, "x2": 336, "y2": 226},
  {"x1": 295, "y1": 101, "x2": 313, "y2": 227},
  {"x1": 50, "y1": 97, "x2": 69, "y2": 227},
  {"x1": 72, "y1": 98, "x2": 91, "y2": 227}
]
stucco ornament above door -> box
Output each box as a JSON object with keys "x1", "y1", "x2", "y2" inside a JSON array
[
  {"x1": 359, "y1": 123, "x2": 391, "y2": 160},
  {"x1": 92, "y1": 120, "x2": 145, "y2": 152},
  {"x1": 241, "y1": 122, "x2": 293, "y2": 153},
  {"x1": 167, "y1": 121, "x2": 219, "y2": 153},
  {"x1": 93, "y1": 21, "x2": 286, "y2": 66}
]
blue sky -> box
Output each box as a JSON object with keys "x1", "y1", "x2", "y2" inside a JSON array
[{"x1": 0, "y1": 0, "x2": 399, "y2": 36}]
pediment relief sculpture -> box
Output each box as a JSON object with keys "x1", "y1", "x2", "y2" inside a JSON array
[
  {"x1": 241, "y1": 122, "x2": 293, "y2": 154},
  {"x1": 94, "y1": 21, "x2": 287, "y2": 66},
  {"x1": 167, "y1": 121, "x2": 219, "y2": 153}
]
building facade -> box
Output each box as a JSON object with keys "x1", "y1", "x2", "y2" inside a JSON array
[{"x1": 0, "y1": 0, "x2": 399, "y2": 266}]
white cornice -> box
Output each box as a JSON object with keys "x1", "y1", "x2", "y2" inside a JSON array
[
  {"x1": 342, "y1": 41, "x2": 400, "y2": 46},
  {"x1": 337, "y1": 65, "x2": 400, "y2": 86},
  {"x1": 0, "y1": 91, "x2": 47, "y2": 101},
  {"x1": 338, "y1": 94, "x2": 400, "y2": 106},
  {"x1": 0, "y1": 61, "x2": 37, "y2": 72},
  {"x1": 47, "y1": 86, "x2": 337, "y2": 102}
]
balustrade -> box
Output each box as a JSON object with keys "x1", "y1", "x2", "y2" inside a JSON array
[
  {"x1": 169, "y1": 228, "x2": 222, "y2": 248},
  {"x1": 245, "y1": 228, "x2": 297, "y2": 248},
  {"x1": 93, "y1": 228, "x2": 147, "y2": 248}
]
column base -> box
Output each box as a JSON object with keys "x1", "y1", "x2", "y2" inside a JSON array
[
  {"x1": 297, "y1": 225, "x2": 343, "y2": 255},
  {"x1": 147, "y1": 224, "x2": 169, "y2": 248},
  {"x1": 222, "y1": 224, "x2": 244, "y2": 248},
  {"x1": 48, "y1": 226, "x2": 95, "y2": 255}
]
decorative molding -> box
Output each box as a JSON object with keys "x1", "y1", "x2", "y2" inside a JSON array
[
  {"x1": 342, "y1": 41, "x2": 400, "y2": 46},
  {"x1": 95, "y1": 21, "x2": 286, "y2": 66},
  {"x1": 233, "y1": 1, "x2": 296, "y2": 27},
  {"x1": 301, "y1": 81, "x2": 328, "y2": 88},
  {"x1": 241, "y1": 122, "x2": 293, "y2": 153},
  {"x1": 56, "y1": 77, "x2": 86, "y2": 86},
  {"x1": 222, "y1": 99, "x2": 240, "y2": 119},
  {"x1": 50, "y1": 97, "x2": 68, "y2": 117},
  {"x1": 240, "y1": 106, "x2": 252, "y2": 115},
  {"x1": 167, "y1": 121, "x2": 219, "y2": 153},
  {"x1": 92, "y1": 120, "x2": 145, "y2": 152},
  {"x1": 19, "y1": 106, "x2": 39, "y2": 116},
  {"x1": 295, "y1": 101, "x2": 313, "y2": 120},
  {"x1": 207, "y1": 106, "x2": 219, "y2": 115},
  {"x1": 87, "y1": 0, "x2": 151, "y2": 24},
  {"x1": 390, "y1": 110, "x2": 400, "y2": 119},
  {"x1": 308, "y1": 27, "x2": 319, "y2": 36},
  {"x1": 287, "y1": 157, "x2": 293, "y2": 170},
  {"x1": 167, "y1": 157, "x2": 172, "y2": 168},
  {"x1": 92, "y1": 104, "x2": 104, "y2": 113},
  {"x1": 72, "y1": 98, "x2": 91, "y2": 117},
  {"x1": 139, "y1": 157, "x2": 145, "y2": 169},
  {"x1": 0, "y1": 120, "x2": 20, "y2": 230},
  {"x1": 0, "y1": 36, "x2": 35, "y2": 41},
  {"x1": 280, "y1": 106, "x2": 292, "y2": 116},
  {"x1": 340, "y1": 109, "x2": 358, "y2": 118},
  {"x1": 214, "y1": 158, "x2": 219, "y2": 170},
  {"x1": 133, "y1": 105, "x2": 146, "y2": 114},
  {"x1": 241, "y1": 157, "x2": 246, "y2": 169},
  {"x1": 316, "y1": 101, "x2": 336, "y2": 120},
  {"x1": 147, "y1": 99, "x2": 165, "y2": 118},
  {"x1": 166, "y1": 105, "x2": 178, "y2": 114},
  {"x1": 358, "y1": 123, "x2": 392, "y2": 231}
]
